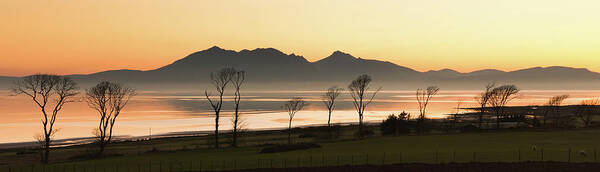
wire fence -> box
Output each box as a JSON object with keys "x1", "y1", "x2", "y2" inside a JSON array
[{"x1": 2, "y1": 148, "x2": 599, "y2": 172}]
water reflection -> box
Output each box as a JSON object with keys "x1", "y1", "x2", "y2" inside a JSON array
[{"x1": 1, "y1": 90, "x2": 600, "y2": 144}]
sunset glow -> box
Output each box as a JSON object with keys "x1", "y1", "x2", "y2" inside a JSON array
[{"x1": 2, "y1": 0, "x2": 600, "y2": 76}]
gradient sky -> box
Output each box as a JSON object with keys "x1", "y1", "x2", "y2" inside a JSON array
[{"x1": 1, "y1": 0, "x2": 600, "y2": 76}]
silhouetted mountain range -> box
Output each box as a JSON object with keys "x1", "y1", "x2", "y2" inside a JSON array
[{"x1": 2, "y1": 46, "x2": 599, "y2": 89}]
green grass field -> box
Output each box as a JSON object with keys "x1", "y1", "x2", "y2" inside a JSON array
[{"x1": 3, "y1": 127, "x2": 600, "y2": 171}]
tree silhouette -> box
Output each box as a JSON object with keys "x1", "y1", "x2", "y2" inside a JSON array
[
  {"x1": 231, "y1": 70, "x2": 245, "y2": 147},
  {"x1": 283, "y1": 97, "x2": 306, "y2": 144},
  {"x1": 575, "y1": 98, "x2": 599, "y2": 128},
  {"x1": 85, "y1": 81, "x2": 135, "y2": 154},
  {"x1": 348, "y1": 75, "x2": 381, "y2": 136},
  {"x1": 475, "y1": 83, "x2": 495, "y2": 129},
  {"x1": 322, "y1": 86, "x2": 344, "y2": 127},
  {"x1": 488, "y1": 85, "x2": 519, "y2": 129},
  {"x1": 204, "y1": 68, "x2": 236, "y2": 149},
  {"x1": 416, "y1": 86, "x2": 439, "y2": 121},
  {"x1": 547, "y1": 95, "x2": 569, "y2": 128},
  {"x1": 11, "y1": 74, "x2": 78, "y2": 163}
]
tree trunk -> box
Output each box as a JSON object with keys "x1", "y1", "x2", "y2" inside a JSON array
[
  {"x1": 327, "y1": 111, "x2": 332, "y2": 127},
  {"x1": 496, "y1": 115, "x2": 500, "y2": 129},
  {"x1": 358, "y1": 112, "x2": 363, "y2": 136},
  {"x1": 99, "y1": 142, "x2": 106, "y2": 154},
  {"x1": 215, "y1": 112, "x2": 219, "y2": 149},
  {"x1": 43, "y1": 138, "x2": 50, "y2": 163},
  {"x1": 232, "y1": 116, "x2": 238, "y2": 147},
  {"x1": 479, "y1": 106, "x2": 484, "y2": 129},
  {"x1": 288, "y1": 119, "x2": 292, "y2": 144}
]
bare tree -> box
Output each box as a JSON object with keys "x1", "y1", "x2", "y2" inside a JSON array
[
  {"x1": 547, "y1": 95, "x2": 569, "y2": 128},
  {"x1": 574, "y1": 98, "x2": 599, "y2": 128},
  {"x1": 475, "y1": 83, "x2": 495, "y2": 129},
  {"x1": 348, "y1": 74, "x2": 381, "y2": 135},
  {"x1": 283, "y1": 97, "x2": 306, "y2": 144},
  {"x1": 205, "y1": 68, "x2": 236, "y2": 149},
  {"x1": 85, "y1": 81, "x2": 136, "y2": 154},
  {"x1": 416, "y1": 86, "x2": 439, "y2": 121},
  {"x1": 231, "y1": 70, "x2": 245, "y2": 147},
  {"x1": 452, "y1": 99, "x2": 463, "y2": 129},
  {"x1": 488, "y1": 84, "x2": 520, "y2": 129},
  {"x1": 11, "y1": 74, "x2": 78, "y2": 163},
  {"x1": 322, "y1": 86, "x2": 344, "y2": 127}
]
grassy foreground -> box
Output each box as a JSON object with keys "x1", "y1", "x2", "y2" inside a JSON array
[{"x1": 3, "y1": 127, "x2": 600, "y2": 171}]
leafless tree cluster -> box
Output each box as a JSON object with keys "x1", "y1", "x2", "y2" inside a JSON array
[
  {"x1": 322, "y1": 86, "x2": 344, "y2": 127},
  {"x1": 574, "y1": 98, "x2": 600, "y2": 128},
  {"x1": 475, "y1": 83, "x2": 495, "y2": 128},
  {"x1": 85, "y1": 81, "x2": 136, "y2": 154},
  {"x1": 348, "y1": 74, "x2": 381, "y2": 135},
  {"x1": 11, "y1": 74, "x2": 79, "y2": 163},
  {"x1": 416, "y1": 86, "x2": 440, "y2": 122},
  {"x1": 283, "y1": 97, "x2": 306, "y2": 144},
  {"x1": 546, "y1": 95, "x2": 570, "y2": 127},
  {"x1": 204, "y1": 68, "x2": 236, "y2": 149},
  {"x1": 204, "y1": 67, "x2": 247, "y2": 148},
  {"x1": 488, "y1": 84, "x2": 520, "y2": 129}
]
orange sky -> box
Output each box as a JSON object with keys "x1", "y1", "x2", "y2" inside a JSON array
[{"x1": 1, "y1": 0, "x2": 600, "y2": 76}]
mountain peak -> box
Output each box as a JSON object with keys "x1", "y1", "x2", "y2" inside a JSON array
[
  {"x1": 250, "y1": 48, "x2": 286, "y2": 55},
  {"x1": 329, "y1": 50, "x2": 355, "y2": 59},
  {"x1": 207, "y1": 46, "x2": 224, "y2": 51},
  {"x1": 328, "y1": 50, "x2": 356, "y2": 60}
]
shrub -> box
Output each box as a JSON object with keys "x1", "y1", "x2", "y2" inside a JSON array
[
  {"x1": 460, "y1": 124, "x2": 480, "y2": 132},
  {"x1": 380, "y1": 112, "x2": 411, "y2": 135},
  {"x1": 259, "y1": 143, "x2": 321, "y2": 153},
  {"x1": 298, "y1": 133, "x2": 317, "y2": 138}
]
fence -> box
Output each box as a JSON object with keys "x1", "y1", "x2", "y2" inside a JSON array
[{"x1": 2, "y1": 148, "x2": 599, "y2": 172}]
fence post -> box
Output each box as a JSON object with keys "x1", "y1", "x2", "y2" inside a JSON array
[
  {"x1": 351, "y1": 155, "x2": 354, "y2": 166},
  {"x1": 234, "y1": 160, "x2": 237, "y2": 170},
  {"x1": 472, "y1": 152, "x2": 476, "y2": 162},
  {"x1": 435, "y1": 150, "x2": 439, "y2": 163},
  {"x1": 382, "y1": 152, "x2": 386, "y2": 164},
  {"x1": 366, "y1": 153, "x2": 369, "y2": 165},
  {"x1": 518, "y1": 149, "x2": 521, "y2": 162},
  {"x1": 257, "y1": 159, "x2": 260, "y2": 169},
  {"x1": 310, "y1": 156, "x2": 313, "y2": 167},
  {"x1": 453, "y1": 150, "x2": 456, "y2": 162},
  {"x1": 568, "y1": 148, "x2": 572, "y2": 162},
  {"x1": 270, "y1": 158, "x2": 273, "y2": 168},
  {"x1": 541, "y1": 148, "x2": 544, "y2": 161},
  {"x1": 399, "y1": 152, "x2": 403, "y2": 162},
  {"x1": 159, "y1": 161, "x2": 162, "y2": 172},
  {"x1": 284, "y1": 159, "x2": 287, "y2": 168},
  {"x1": 595, "y1": 149, "x2": 597, "y2": 162},
  {"x1": 322, "y1": 153, "x2": 325, "y2": 166},
  {"x1": 337, "y1": 155, "x2": 340, "y2": 166}
]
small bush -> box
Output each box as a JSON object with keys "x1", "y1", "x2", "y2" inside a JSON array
[
  {"x1": 380, "y1": 112, "x2": 411, "y2": 135},
  {"x1": 298, "y1": 133, "x2": 317, "y2": 138},
  {"x1": 260, "y1": 143, "x2": 321, "y2": 153},
  {"x1": 460, "y1": 124, "x2": 480, "y2": 132},
  {"x1": 355, "y1": 126, "x2": 375, "y2": 138}
]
